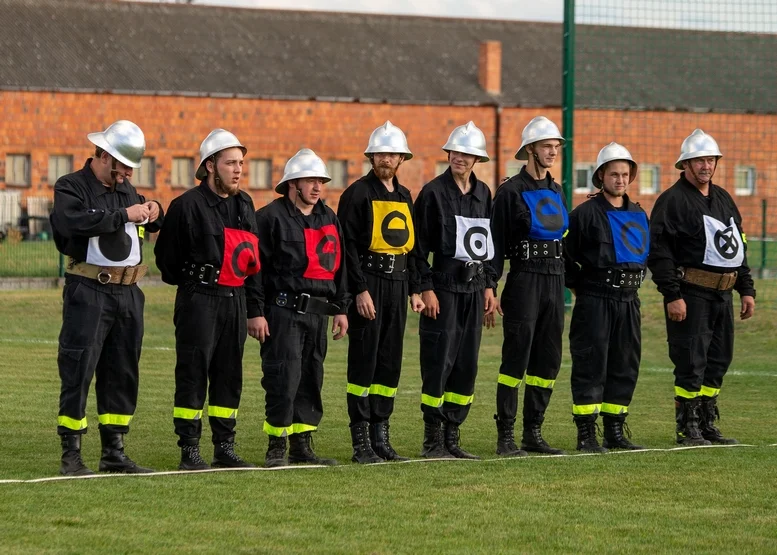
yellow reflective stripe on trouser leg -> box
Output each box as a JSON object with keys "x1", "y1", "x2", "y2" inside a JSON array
[
  {"x1": 572, "y1": 404, "x2": 601, "y2": 416},
  {"x1": 369, "y1": 384, "x2": 397, "y2": 398},
  {"x1": 600, "y1": 403, "x2": 628, "y2": 416},
  {"x1": 58, "y1": 415, "x2": 87, "y2": 431},
  {"x1": 98, "y1": 414, "x2": 133, "y2": 426},
  {"x1": 347, "y1": 383, "x2": 369, "y2": 397},
  {"x1": 443, "y1": 392, "x2": 474, "y2": 406},
  {"x1": 291, "y1": 423, "x2": 317, "y2": 434},
  {"x1": 263, "y1": 421, "x2": 292, "y2": 437},
  {"x1": 208, "y1": 406, "x2": 238, "y2": 419},
  {"x1": 174, "y1": 407, "x2": 203, "y2": 420},
  {"x1": 421, "y1": 394, "x2": 444, "y2": 408},
  {"x1": 525, "y1": 374, "x2": 556, "y2": 389},
  {"x1": 675, "y1": 386, "x2": 700, "y2": 399},
  {"x1": 700, "y1": 386, "x2": 720, "y2": 398},
  {"x1": 498, "y1": 374, "x2": 521, "y2": 388}
]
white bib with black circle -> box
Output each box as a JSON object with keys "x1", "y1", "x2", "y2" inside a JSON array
[
  {"x1": 702, "y1": 215, "x2": 744, "y2": 268},
  {"x1": 454, "y1": 216, "x2": 494, "y2": 262},
  {"x1": 86, "y1": 222, "x2": 141, "y2": 267}
]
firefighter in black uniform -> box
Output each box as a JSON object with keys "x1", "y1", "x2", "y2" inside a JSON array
[
  {"x1": 155, "y1": 129, "x2": 264, "y2": 470},
  {"x1": 338, "y1": 121, "x2": 425, "y2": 464},
  {"x1": 648, "y1": 129, "x2": 755, "y2": 446},
  {"x1": 51, "y1": 120, "x2": 162, "y2": 476},
  {"x1": 256, "y1": 148, "x2": 350, "y2": 468},
  {"x1": 414, "y1": 121, "x2": 498, "y2": 460},
  {"x1": 491, "y1": 116, "x2": 567, "y2": 457},
  {"x1": 565, "y1": 142, "x2": 647, "y2": 452}
]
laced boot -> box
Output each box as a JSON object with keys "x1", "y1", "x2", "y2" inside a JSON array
[
  {"x1": 521, "y1": 414, "x2": 565, "y2": 455},
  {"x1": 443, "y1": 422, "x2": 480, "y2": 459},
  {"x1": 264, "y1": 436, "x2": 288, "y2": 468},
  {"x1": 602, "y1": 415, "x2": 644, "y2": 450},
  {"x1": 370, "y1": 420, "x2": 409, "y2": 461},
  {"x1": 289, "y1": 432, "x2": 338, "y2": 466},
  {"x1": 700, "y1": 397, "x2": 738, "y2": 445},
  {"x1": 495, "y1": 416, "x2": 528, "y2": 457},
  {"x1": 60, "y1": 434, "x2": 95, "y2": 476},
  {"x1": 179, "y1": 441, "x2": 210, "y2": 471},
  {"x1": 675, "y1": 397, "x2": 712, "y2": 446},
  {"x1": 213, "y1": 439, "x2": 255, "y2": 468},
  {"x1": 575, "y1": 416, "x2": 608, "y2": 453},
  {"x1": 350, "y1": 422, "x2": 383, "y2": 464},
  {"x1": 98, "y1": 429, "x2": 153, "y2": 473},
  {"x1": 420, "y1": 419, "x2": 454, "y2": 459}
]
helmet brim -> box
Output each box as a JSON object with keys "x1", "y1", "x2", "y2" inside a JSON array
[{"x1": 87, "y1": 132, "x2": 141, "y2": 169}]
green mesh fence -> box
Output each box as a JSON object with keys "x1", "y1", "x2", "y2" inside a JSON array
[{"x1": 568, "y1": 0, "x2": 777, "y2": 305}]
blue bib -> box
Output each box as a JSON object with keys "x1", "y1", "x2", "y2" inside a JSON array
[
  {"x1": 521, "y1": 189, "x2": 568, "y2": 241},
  {"x1": 607, "y1": 211, "x2": 649, "y2": 264}
]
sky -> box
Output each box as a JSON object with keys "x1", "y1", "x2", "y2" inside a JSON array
[{"x1": 135, "y1": 0, "x2": 776, "y2": 32}]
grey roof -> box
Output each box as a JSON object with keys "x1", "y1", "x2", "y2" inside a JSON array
[{"x1": 0, "y1": 0, "x2": 775, "y2": 113}]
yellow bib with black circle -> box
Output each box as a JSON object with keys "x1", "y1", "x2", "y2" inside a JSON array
[{"x1": 369, "y1": 201, "x2": 415, "y2": 255}]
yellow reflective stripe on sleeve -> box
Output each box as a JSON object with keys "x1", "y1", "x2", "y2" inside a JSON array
[
  {"x1": 675, "y1": 387, "x2": 700, "y2": 399},
  {"x1": 600, "y1": 403, "x2": 628, "y2": 415},
  {"x1": 347, "y1": 383, "x2": 369, "y2": 397},
  {"x1": 700, "y1": 386, "x2": 720, "y2": 398},
  {"x1": 497, "y1": 373, "x2": 521, "y2": 388},
  {"x1": 742, "y1": 233, "x2": 747, "y2": 244},
  {"x1": 421, "y1": 394, "x2": 444, "y2": 408},
  {"x1": 443, "y1": 391, "x2": 474, "y2": 406},
  {"x1": 263, "y1": 421, "x2": 292, "y2": 437},
  {"x1": 572, "y1": 404, "x2": 601, "y2": 415},
  {"x1": 369, "y1": 384, "x2": 397, "y2": 398},
  {"x1": 291, "y1": 423, "x2": 317, "y2": 434},
  {"x1": 563, "y1": 229, "x2": 569, "y2": 237},
  {"x1": 58, "y1": 415, "x2": 87, "y2": 430},
  {"x1": 525, "y1": 375, "x2": 556, "y2": 389},
  {"x1": 208, "y1": 406, "x2": 238, "y2": 419},
  {"x1": 98, "y1": 414, "x2": 133, "y2": 426},
  {"x1": 173, "y1": 407, "x2": 203, "y2": 420},
  {"x1": 138, "y1": 226, "x2": 145, "y2": 240}
]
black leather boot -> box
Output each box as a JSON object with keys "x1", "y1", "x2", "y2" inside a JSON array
[
  {"x1": 495, "y1": 416, "x2": 528, "y2": 457},
  {"x1": 420, "y1": 420, "x2": 454, "y2": 459},
  {"x1": 60, "y1": 434, "x2": 94, "y2": 476},
  {"x1": 98, "y1": 429, "x2": 153, "y2": 473},
  {"x1": 264, "y1": 436, "x2": 287, "y2": 468},
  {"x1": 521, "y1": 414, "x2": 565, "y2": 455},
  {"x1": 289, "y1": 432, "x2": 338, "y2": 466},
  {"x1": 371, "y1": 420, "x2": 409, "y2": 461},
  {"x1": 602, "y1": 415, "x2": 644, "y2": 450},
  {"x1": 350, "y1": 422, "x2": 383, "y2": 464},
  {"x1": 675, "y1": 397, "x2": 712, "y2": 446},
  {"x1": 444, "y1": 422, "x2": 480, "y2": 459},
  {"x1": 575, "y1": 416, "x2": 608, "y2": 453},
  {"x1": 699, "y1": 396, "x2": 738, "y2": 445},
  {"x1": 213, "y1": 438, "x2": 255, "y2": 468}
]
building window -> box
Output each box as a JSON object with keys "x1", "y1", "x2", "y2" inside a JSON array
[
  {"x1": 48, "y1": 155, "x2": 72, "y2": 184},
  {"x1": 362, "y1": 160, "x2": 373, "y2": 177},
  {"x1": 639, "y1": 164, "x2": 660, "y2": 195},
  {"x1": 505, "y1": 161, "x2": 525, "y2": 179},
  {"x1": 435, "y1": 162, "x2": 449, "y2": 176},
  {"x1": 248, "y1": 159, "x2": 272, "y2": 190},
  {"x1": 171, "y1": 157, "x2": 194, "y2": 188},
  {"x1": 6, "y1": 154, "x2": 31, "y2": 186},
  {"x1": 326, "y1": 160, "x2": 348, "y2": 190},
  {"x1": 136, "y1": 157, "x2": 156, "y2": 188},
  {"x1": 734, "y1": 166, "x2": 756, "y2": 196},
  {"x1": 574, "y1": 163, "x2": 595, "y2": 193}
]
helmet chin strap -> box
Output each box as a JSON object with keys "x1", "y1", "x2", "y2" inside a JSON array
[
  {"x1": 687, "y1": 159, "x2": 717, "y2": 186},
  {"x1": 108, "y1": 157, "x2": 119, "y2": 191}
]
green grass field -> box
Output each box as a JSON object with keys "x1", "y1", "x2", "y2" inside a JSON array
[{"x1": 0, "y1": 285, "x2": 776, "y2": 553}]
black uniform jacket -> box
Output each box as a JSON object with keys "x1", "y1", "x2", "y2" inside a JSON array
[
  {"x1": 648, "y1": 172, "x2": 755, "y2": 302},
  {"x1": 154, "y1": 182, "x2": 263, "y2": 318},
  {"x1": 51, "y1": 159, "x2": 164, "y2": 262},
  {"x1": 255, "y1": 196, "x2": 351, "y2": 314},
  {"x1": 491, "y1": 166, "x2": 568, "y2": 279},
  {"x1": 337, "y1": 169, "x2": 420, "y2": 296},
  {"x1": 413, "y1": 167, "x2": 498, "y2": 294},
  {"x1": 564, "y1": 193, "x2": 648, "y2": 297}
]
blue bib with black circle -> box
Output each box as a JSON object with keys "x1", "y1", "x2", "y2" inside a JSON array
[
  {"x1": 521, "y1": 189, "x2": 569, "y2": 241},
  {"x1": 606, "y1": 211, "x2": 649, "y2": 264}
]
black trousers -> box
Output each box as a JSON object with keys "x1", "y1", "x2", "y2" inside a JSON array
[
  {"x1": 346, "y1": 274, "x2": 408, "y2": 425},
  {"x1": 496, "y1": 271, "x2": 564, "y2": 423},
  {"x1": 57, "y1": 275, "x2": 144, "y2": 436},
  {"x1": 665, "y1": 289, "x2": 734, "y2": 399},
  {"x1": 419, "y1": 288, "x2": 484, "y2": 425},
  {"x1": 569, "y1": 292, "x2": 641, "y2": 417},
  {"x1": 173, "y1": 285, "x2": 246, "y2": 445},
  {"x1": 261, "y1": 305, "x2": 328, "y2": 437}
]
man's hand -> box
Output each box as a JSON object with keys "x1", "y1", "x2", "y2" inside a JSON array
[
  {"x1": 410, "y1": 293, "x2": 425, "y2": 314},
  {"x1": 247, "y1": 316, "x2": 270, "y2": 343},
  {"x1": 145, "y1": 201, "x2": 161, "y2": 223},
  {"x1": 484, "y1": 288, "x2": 497, "y2": 317},
  {"x1": 126, "y1": 204, "x2": 150, "y2": 224},
  {"x1": 332, "y1": 314, "x2": 348, "y2": 340},
  {"x1": 666, "y1": 299, "x2": 686, "y2": 322},
  {"x1": 484, "y1": 312, "x2": 497, "y2": 329},
  {"x1": 421, "y1": 290, "x2": 440, "y2": 319},
  {"x1": 740, "y1": 295, "x2": 755, "y2": 320},
  {"x1": 356, "y1": 291, "x2": 376, "y2": 320}
]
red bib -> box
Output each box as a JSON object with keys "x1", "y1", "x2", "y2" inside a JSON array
[
  {"x1": 218, "y1": 228, "x2": 260, "y2": 286},
  {"x1": 303, "y1": 224, "x2": 341, "y2": 280}
]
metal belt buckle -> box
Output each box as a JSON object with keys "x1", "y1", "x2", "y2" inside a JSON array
[
  {"x1": 97, "y1": 269, "x2": 112, "y2": 285},
  {"x1": 275, "y1": 292, "x2": 288, "y2": 308},
  {"x1": 384, "y1": 254, "x2": 395, "y2": 274},
  {"x1": 553, "y1": 240, "x2": 562, "y2": 258},
  {"x1": 520, "y1": 241, "x2": 530, "y2": 261},
  {"x1": 296, "y1": 293, "x2": 311, "y2": 314},
  {"x1": 612, "y1": 270, "x2": 623, "y2": 288},
  {"x1": 198, "y1": 264, "x2": 214, "y2": 285}
]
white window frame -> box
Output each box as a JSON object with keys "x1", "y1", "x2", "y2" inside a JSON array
[
  {"x1": 638, "y1": 164, "x2": 661, "y2": 195},
  {"x1": 249, "y1": 158, "x2": 273, "y2": 190},
  {"x1": 171, "y1": 157, "x2": 194, "y2": 189},
  {"x1": 326, "y1": 160, "x2": 348, "y2": 190},
  {"x1": 361, "y1": 159, "x2": 373, "y2": 177},
  {"x1": 136, "y1": 157, "x2": 156, "y2": 188},
  {"x1": 505, "y1": 161, "x2": 525, "y2": 179},
  {"x1": 6, "y1": 154, "x2": 31, "y2": 187},
  {"x1": 734, "y1": 165, "x2": 756, "y2": 196},
  {"x1": 48, "y1": 155, "x2": 73, "y2": 185},
  {"x1": 574, "y1": 163, "x2": 595, "y2": 194}
]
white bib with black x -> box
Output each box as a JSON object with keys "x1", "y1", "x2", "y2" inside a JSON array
[{"x1": 702, "y1": 215, "x2": 744, "y2": 268}]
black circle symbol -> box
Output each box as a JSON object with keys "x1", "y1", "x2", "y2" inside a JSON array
[
  {"x1": 316, "y1": 234, "x2": 338, "y2": 271},
  {"x1": 714, "y1": 227, "x2": 739, "y2": 260},
  {"x1": 231, "y1": 241, "x2": 258, "y2": 278},
  {"x1": 534, "y1": 197, "x2": 564, "y2": 232},
  {"x1": 380, "y1": 210, "x2": 410, "y2": 248},
  {"x1": 620, "y1": 221, "x2": 647, "y2": 256},
  {"x1": 463, "y1": 226, "x2": 490, "y2": 261},
  {"x1": 98, "y1": 227, "x2": 133, "y2": 262}
]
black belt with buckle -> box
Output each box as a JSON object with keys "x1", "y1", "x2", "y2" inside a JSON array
[
  {"x1": 433, "y1": 257, "x2": 484, "y2": 283},
  {"x1": 509, "y1": 239, "x2": 563, "y2": 261},
  {"x1": 183, "y1": 262, "x2": 220, "y2": 286},
  {"x1": 273, "y1": 292, "x2": 341, "y2": 316},
  {"x1": 362, "y1": 251, "x2": 407, "y2": 274},
  {"x1": 595, "y1": 268, "x2": 644, "y2": 289}
]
